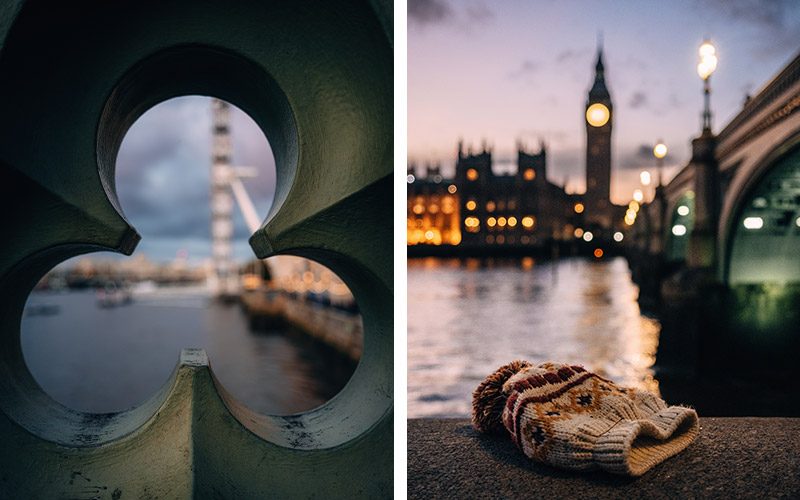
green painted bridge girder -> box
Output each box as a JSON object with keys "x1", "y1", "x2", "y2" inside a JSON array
[{"x1": 0, "y1": 1, "x2": 393, "y2": 498}]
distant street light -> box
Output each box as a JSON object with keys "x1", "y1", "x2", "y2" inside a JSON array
[
  {"x1": 653, "y1": 140, "x2": 667, "y2": 187},
  {"x1": 697, "y1": 41, "x2": 717, "y2": 131},
  {"x1": 640, "y1": 170, "x2": 653, "y2": 203}
]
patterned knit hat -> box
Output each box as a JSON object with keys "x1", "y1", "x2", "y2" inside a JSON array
[{"x1": 473, "y1": 361, "x2": 699, "y2": 476}]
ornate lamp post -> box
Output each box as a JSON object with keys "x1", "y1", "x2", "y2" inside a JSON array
[
  {"x1": 653, "y1": 140, "x2": 667, "y2": 187},
  {"x1": 646, "y1": 140, "x2": 668, "y2": 256},
  {"x1": 687, "y1": 41, "x2": 719, "y2": 270},
  {"x1": 640, "y1": 170, "x2": 652, "y2": 202},
  {"x1": 697, "y1": 42, "x2": 717, "y2": 132}
]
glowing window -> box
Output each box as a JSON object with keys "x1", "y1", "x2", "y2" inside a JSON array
[
  {"x1": 524, "y1": 169, "x2": 535, "y2": 180},
  {"x1": 743, "y1": 217, "x2": 763, "y2": 229},
  {"x1": 467, "y1": 168, "x2": 478, "y2": 181}
]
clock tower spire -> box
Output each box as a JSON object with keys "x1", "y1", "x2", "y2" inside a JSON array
[{"x1": 585, "y1": 38, "x2": 613, "y2": 229}]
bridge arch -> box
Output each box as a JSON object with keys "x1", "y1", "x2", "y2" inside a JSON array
[{"x1": 723, "y1": 135, "x2": 800, "y2": 285}]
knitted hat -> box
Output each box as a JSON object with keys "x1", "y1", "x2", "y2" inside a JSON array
[{"x1": 472, "y1": 361, "x2": 699, "y2": 476}]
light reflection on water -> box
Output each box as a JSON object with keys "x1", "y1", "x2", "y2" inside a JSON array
[{"x1": 407, "y1": 256, "x2": 660, "y2": 418}]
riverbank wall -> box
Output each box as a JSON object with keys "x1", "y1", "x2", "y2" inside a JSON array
[
  {"x1": 240, "y1": 290, "x2": 363, "y2": 363},
  {"x1": 408, "y1": 417, "x2": 800, "y2": 499}
]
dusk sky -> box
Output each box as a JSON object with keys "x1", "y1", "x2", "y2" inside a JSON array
[
  {"x1": 74, "y1": 3, "x2": 800, "y2": 264},
  {"x1": 408, "y1": 0, "x2": 800, "y2": 203}
]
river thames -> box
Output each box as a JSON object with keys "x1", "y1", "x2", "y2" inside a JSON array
[
  {"x1": 407, "y1": 256, "x2": 661, "y2": 418},
  {"x1": 22, "y1": 289, "x2": 354, "y2": 415}
]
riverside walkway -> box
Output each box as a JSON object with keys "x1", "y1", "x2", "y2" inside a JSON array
[{"x1": 408, "y1": 418, "x2": 800, "y2": 499}]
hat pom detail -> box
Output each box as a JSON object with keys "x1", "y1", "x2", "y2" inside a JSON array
[{"x1": 472, "y1": 360, "x2": 531, "y2": 435}]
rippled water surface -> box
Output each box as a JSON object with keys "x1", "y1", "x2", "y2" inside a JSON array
[
  {"x1": 407, "y1": 256, "x2": 660, "y2": 418},
  {"x1": 22, "y1": 290, "x2": 351, "y2": 414}
]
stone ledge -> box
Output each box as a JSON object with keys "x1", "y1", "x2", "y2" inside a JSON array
[{"x1": 408, "y1": 418, "x2": 800, "y2": 500}]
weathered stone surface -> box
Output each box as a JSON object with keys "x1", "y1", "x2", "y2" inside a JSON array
[{"x1": 408, "y1": 418, "x2": 800, "y2": 499}]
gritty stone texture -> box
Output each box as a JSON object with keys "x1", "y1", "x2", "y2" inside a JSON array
[{"x1": 408, "y1": 418, "x2": 800, "y2": 500}]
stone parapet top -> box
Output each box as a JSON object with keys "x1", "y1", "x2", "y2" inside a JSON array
[{"x1": 408, "y1": 417, "x2": 800, "y2": 500}]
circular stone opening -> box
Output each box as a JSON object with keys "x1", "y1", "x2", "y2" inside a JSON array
[{"x1": 21, "y1": 97, "x2": 361, "y2": 414}]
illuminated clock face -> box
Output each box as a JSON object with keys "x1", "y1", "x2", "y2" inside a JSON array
[{"x1": 586, "y1": 103, "x2": 610, "y2": 127}]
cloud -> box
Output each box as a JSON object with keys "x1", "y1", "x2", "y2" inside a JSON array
[
  {"x1": 700, "y1": 0, "x2": 792, "y2": 28},
  {"x1": 465, "y1": 4, "x2": 494, "y2": 23},
  {"x1": 696, "y1": 0, "x2": 800, "y2": 53},
  {"x1": 629, "y1": 91, "x2": 648, "y2": 109},
  {"x1": 622, "y1": 55, "x2": 648, "y2": 72},
  {"x1": 114, "y1": 96, "x2": 276, "y2": 262},
  {"x1": 408, "y1": 0, "x2": 494, "y2": 28},
  {"x1": 408, "y1": 0, "x2": 454, "y2": 26},
  {"x1": 668, "y1": 93, "x2": 682, "y2": 108},
  {"x1": 517, "y1": 129, "x2": 571, "y2": 148},
  {"x1": 555, "y1": 48, "x2": 591, "y2": 65},
  {"x1": 508, "y1": 59, "x2": 540, "y2": 79},
  {"x1": 618, "y1": 144, "x2": 674, "y2": 170}
]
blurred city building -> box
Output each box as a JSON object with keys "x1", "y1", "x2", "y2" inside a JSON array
[
  {"x1": 406, "y1": 164, "x2": 461, "y2": 246},
  {"x1": 407, "y1": 44, "x2": 625, "y2": 253}
]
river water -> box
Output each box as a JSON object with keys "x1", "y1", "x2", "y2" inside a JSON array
[
  {"x1": 22, "y1": 289, "x2": 354, "y2": 415},
  {"x1": 407, "y1": 256, "x2": 661, "y2": 418}
]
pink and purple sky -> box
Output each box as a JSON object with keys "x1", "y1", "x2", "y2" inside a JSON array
[{"x1": 408, "y1": 0, "x2": 800, "y2": 203}]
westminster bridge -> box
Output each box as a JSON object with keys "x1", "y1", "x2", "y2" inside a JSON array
[{"x1": 628, "y1": 50, "x2": 800, "y2": 390}]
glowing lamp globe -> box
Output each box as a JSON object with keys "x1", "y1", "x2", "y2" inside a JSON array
[
  {"x1": 697, "y1": 42, "x2": 717, "y2": 80},
  {"x1": 699, "y1": 43, "x2": 715, "y2": 58}
]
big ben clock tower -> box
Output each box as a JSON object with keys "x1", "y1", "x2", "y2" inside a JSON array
[{"x1": 585, "y1": 43, "x2": 613, "y2": 229}]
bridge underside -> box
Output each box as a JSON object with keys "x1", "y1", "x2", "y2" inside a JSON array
[{"x1": 727, "y1": 144, "x2": 800, "y2": 285}]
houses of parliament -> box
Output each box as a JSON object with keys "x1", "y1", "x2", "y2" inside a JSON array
[{"x1": 407, "y1": 45, "x2": 625, "y2": 253}]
